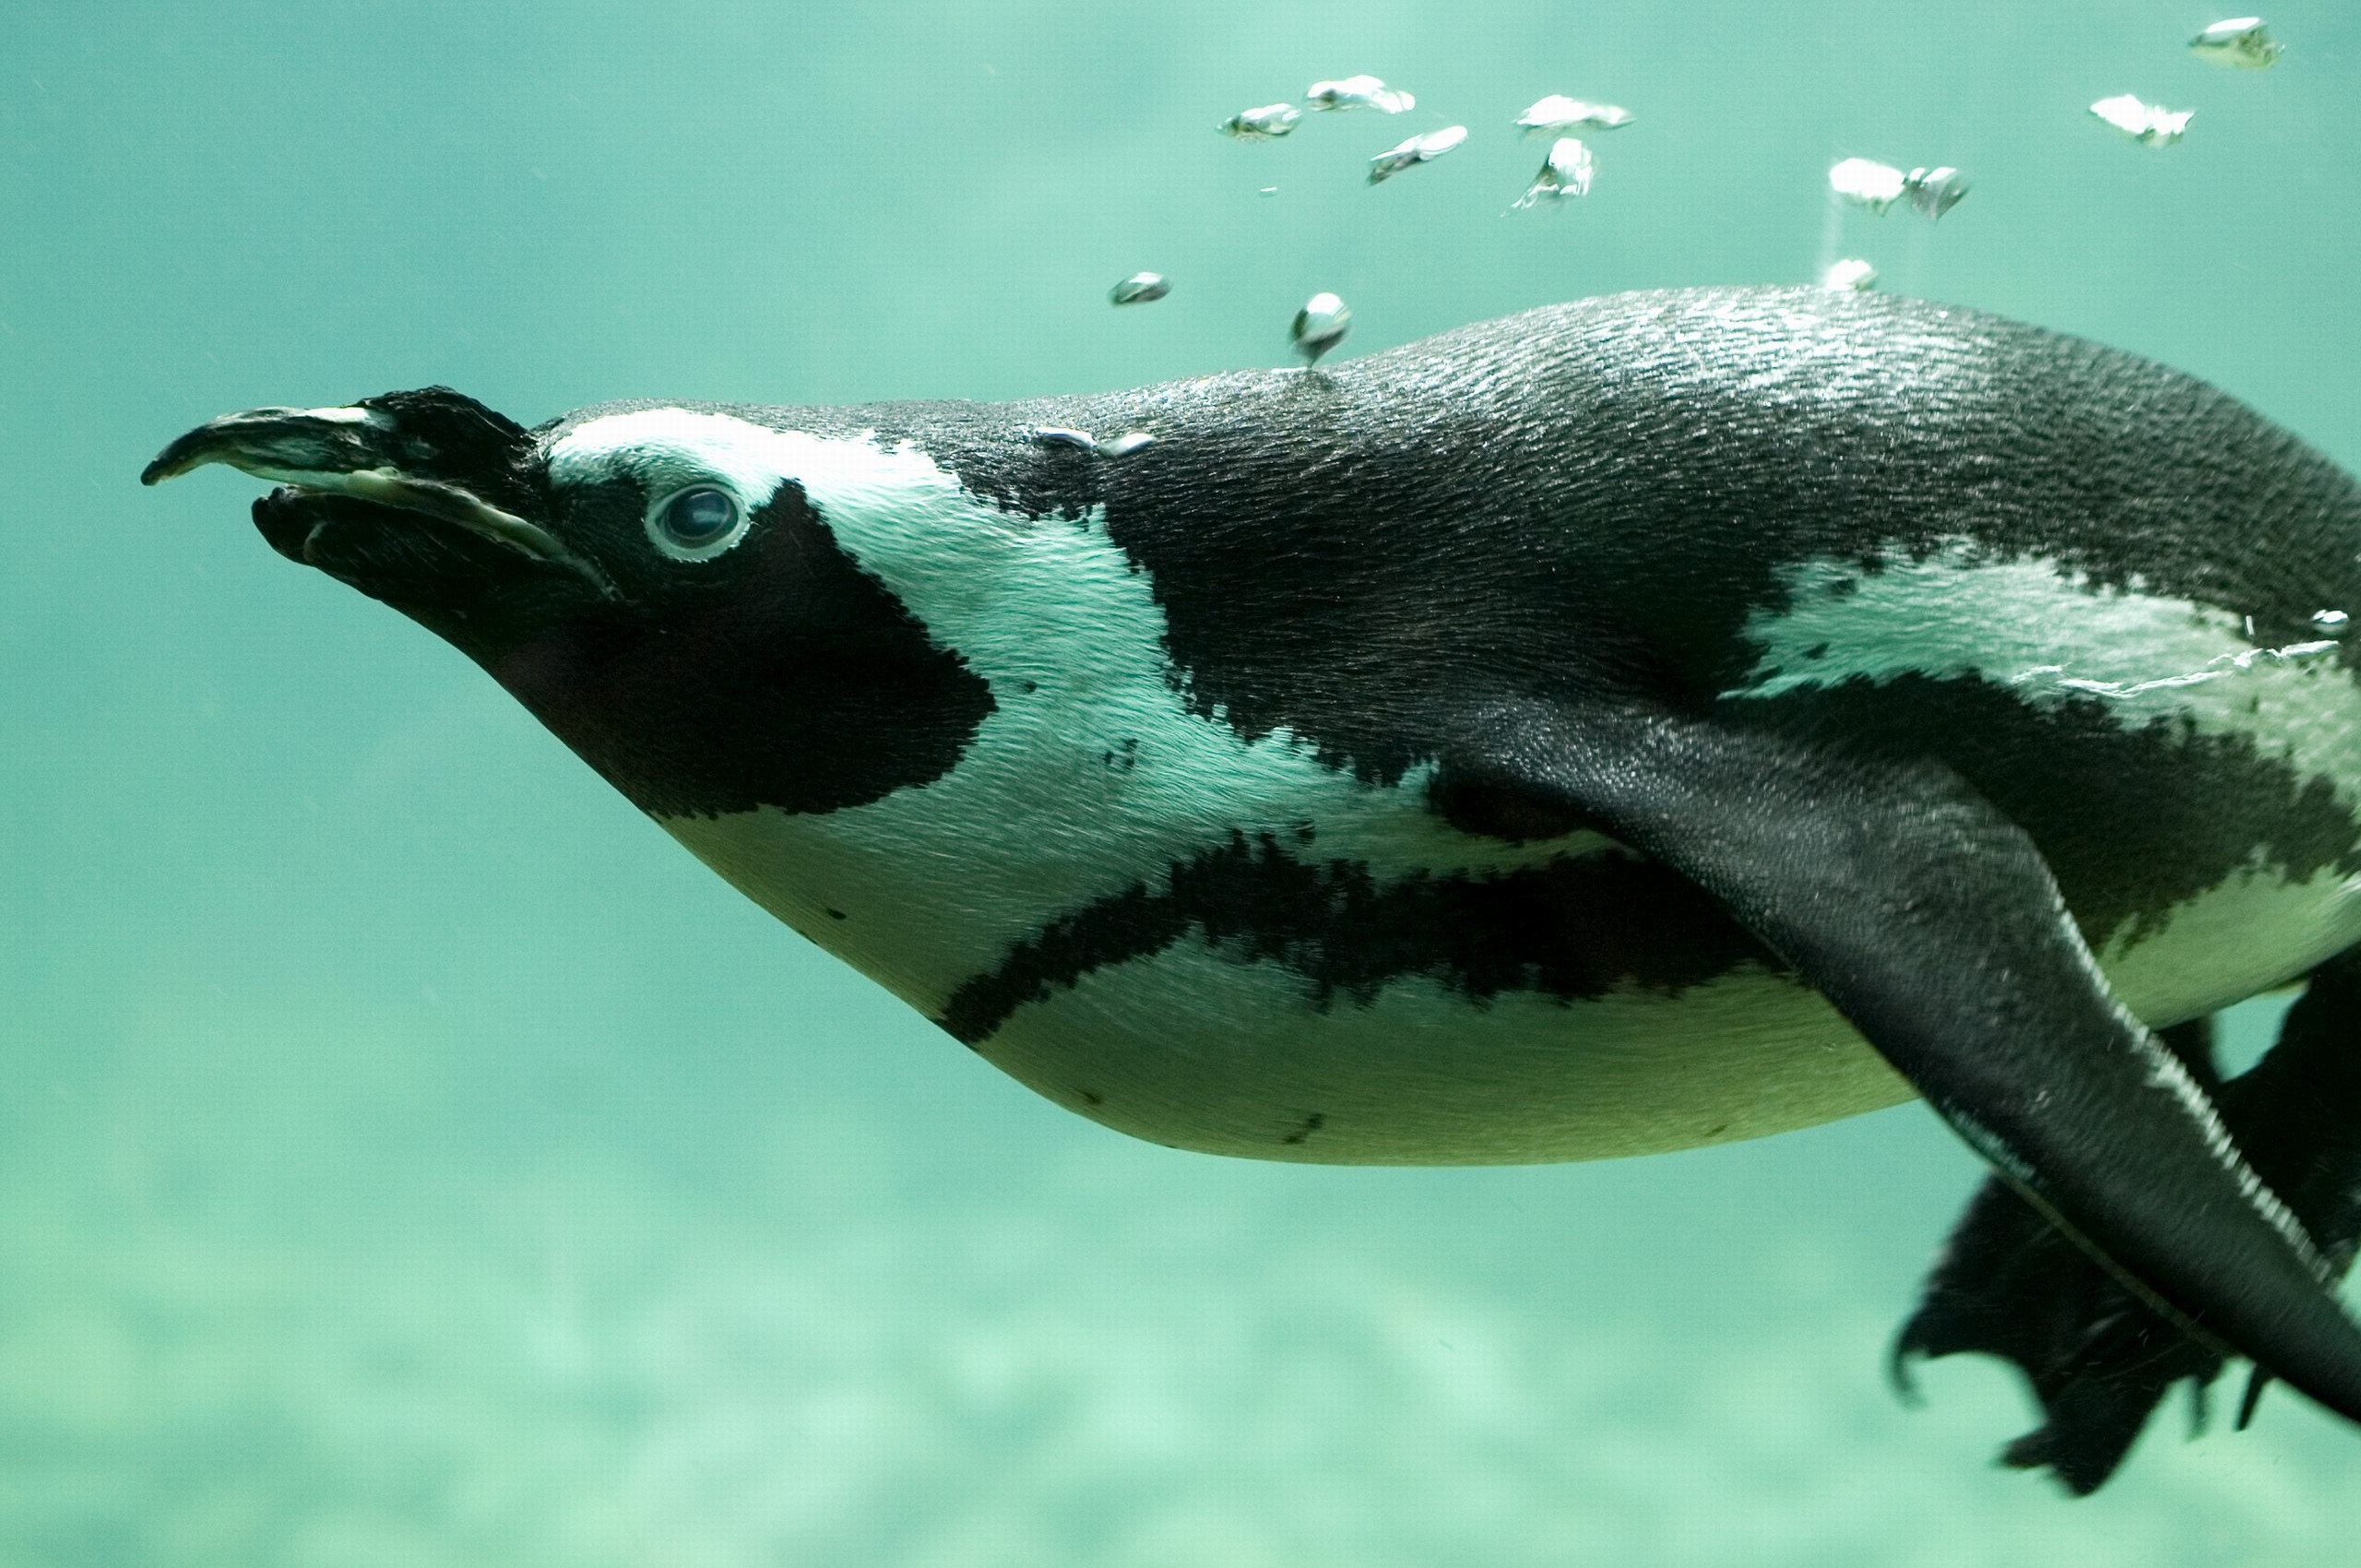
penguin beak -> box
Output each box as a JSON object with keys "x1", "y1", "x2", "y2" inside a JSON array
[
  {"x1": 136, "y1": 392, "x2": 618, "y2": 604},
  {"x1": 142, "y1": 402, "x2": 578, "y2": 566}
]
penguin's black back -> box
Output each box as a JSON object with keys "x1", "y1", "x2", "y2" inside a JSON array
[{"x1": 677, "y1": 290, "x2": 2351, "y2": 757}]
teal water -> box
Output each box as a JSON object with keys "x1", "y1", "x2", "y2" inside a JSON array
[{"x1": 5, "y1": 3, "x2": 2359, "y2": 1562}]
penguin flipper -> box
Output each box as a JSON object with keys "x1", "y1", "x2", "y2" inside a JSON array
[
  {"x1": 1892, "y1": 1021, "x2": 2228, "y2": 1495},
  {"x1": 1436, "y1": 699, "x2": 2361, "y2": 1435}
]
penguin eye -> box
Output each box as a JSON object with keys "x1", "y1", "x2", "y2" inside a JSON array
[{"x1": 647, "y1": 485, "x2": 746, "y2": 561}]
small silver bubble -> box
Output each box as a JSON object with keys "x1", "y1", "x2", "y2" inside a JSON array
[
  {"x1": 2313, "y1": 609, "x2": 2350, "y2": 636},
  {"x1": 1820, "y1": 258, "x2": 1879, "y2": 291},
  {"x1": 1829, "y1": 158, "x2": 1908, "y2": 213},
  {"x1": 1220, "y1": 102, "x2": 1302, "y2": 139},
  {"x1": 1305, "y1": 75, "x2": 1415, "y2": 114},
  {"x1": 1904, "y1": 166, "x2": 1969, "y2": 221},
  {"x1": 1513, "y1": 137, "x2": 1594, "y2": 208},
  {"x1": 2091, "y1": 94, "x2": 2193, "y2": 146},
  {"x1": 1109, "y1": 272, "x2": 1170, "y2": 306},
  {"x1": 1291, "y1": 291, "x2": 1351, "y2": 365},
  {"x1": 2190, "y1": 18, "x2": 2281, "y2": 69},
  {"x1": 1030, "y1": 427, "x2": 1157, "y2": 458},
  {"x1": 1368, "y1": 125, "x2": 1467, "y2": 184},
  {"x1": 1515, "y1": 95, "x2": 1633, "y2": 137}
]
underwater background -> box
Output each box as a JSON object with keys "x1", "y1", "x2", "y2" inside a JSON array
[{"x1": 5, "y1": 2, "x2": 2359, "y2": 1562}]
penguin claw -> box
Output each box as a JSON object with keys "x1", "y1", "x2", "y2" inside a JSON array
[{"x1": 2236, "y1": 1367, "x2": 2273, "y2": 1430}]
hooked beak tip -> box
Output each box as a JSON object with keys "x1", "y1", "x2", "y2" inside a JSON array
[
  {"x1": 142, "y1": 405, "x2": 383, "y2": 491},
  {"x1": 140, "y1": 430, "x2": 227, "y2": 487}
]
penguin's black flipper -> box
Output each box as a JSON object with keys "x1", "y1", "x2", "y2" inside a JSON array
[
  {"x1": 1891, "y1": 1021, "x2": 2228, "y2": 1495},
  {"x1": 1436, "y1": 699, "x2": 2361, "y2": 1434}
]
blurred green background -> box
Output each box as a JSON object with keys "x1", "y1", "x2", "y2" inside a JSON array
[{"x1": 3, "y1": 2, "x2": 2357, "y2": 1563}]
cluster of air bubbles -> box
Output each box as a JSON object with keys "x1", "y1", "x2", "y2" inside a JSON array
[
  {"x1": 2087, "y1": 17, "x2": 2282, "y2": 150},
  {"x1": 1828, "y1": 160, "x2": 1970, "y2": 220},
  {"x1": 1112, "y1": 73, "x2": 1639, "y2": 361},
  {"x1": 1821, "y1": 160, "x2": 1967, "y2": 291},
  {"x1": 1108, "y1": 17, "x2": 2286, "y2": 367},
  {"x1": 1820, "y1": 17, "x2": 2284, "y2": 292},
  {"x1": 1214, "y1": 78, "x2": 1632, "y2": 356}
]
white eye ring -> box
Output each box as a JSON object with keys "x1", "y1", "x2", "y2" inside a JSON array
[{"x1": 646, "y1": 484, "x2": 750, "y2": 562}]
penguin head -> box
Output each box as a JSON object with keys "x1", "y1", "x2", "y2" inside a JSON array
[{"x1": 145, "y1": 390, "x2": 994, "y2": 817}]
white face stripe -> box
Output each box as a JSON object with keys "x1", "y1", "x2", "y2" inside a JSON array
[
  {"x1": 549, "y1": 410, "x2": 1590, "y2": 1015},
  {"x1": 549, "y1": 407, "x2": 813, "y2": 508}
]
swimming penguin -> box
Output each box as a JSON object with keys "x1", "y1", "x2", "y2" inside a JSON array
[{"x1": 146, "y1": 286, "x2": 2361, "y2": 1491}]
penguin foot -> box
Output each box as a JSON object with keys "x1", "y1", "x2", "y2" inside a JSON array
[
  {"x1": 1891, "y1": 1169, "x2": 2225, "y2": 1494},
  {"x1": 1898, "y1": 961, "x2": 2361, "y2": 1491},
  {"x1": 1894, "y1": 1018, "x2": 2227, "y2": 1493}
]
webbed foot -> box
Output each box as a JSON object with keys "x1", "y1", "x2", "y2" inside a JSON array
[
  {"x1": 1892, "y1": 1024, "x2": 2228, "y2": 1491},
  {"x1": 1899, "y1": 963, "x2": 2361, "y2": 1491}
]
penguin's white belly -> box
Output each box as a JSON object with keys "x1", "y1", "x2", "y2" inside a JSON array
[
  {"x1": 977, "y1": 859, "x2": 2361, "y2": 1164},
  {"x1": 673, "y1": 799, "x2": 1912, "y2": 1163},
  {"x1": 999, "y1": 827, "x2": 2361, "y2": 1160},
  {"x1": 2098, "y1": 861, "x2": 2361, "y2": 1028},
  {"x1": 666, "y1": 800, "x2": 2361, "y2": 1165},
  {"x1": 972, "y1": 942, "x2": 1899, "y2": 1162}
]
